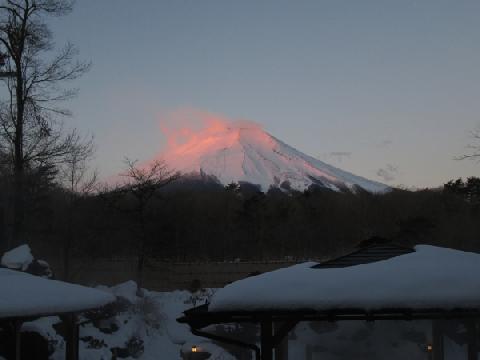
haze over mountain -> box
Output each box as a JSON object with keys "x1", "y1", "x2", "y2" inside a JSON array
[{"x1": 159, "y1": 115, "x2": 388, "y2": 193}]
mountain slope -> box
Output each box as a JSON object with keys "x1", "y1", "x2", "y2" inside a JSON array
[{"x1": 162, "y1": 123, "x2": 389, "y2": 193}]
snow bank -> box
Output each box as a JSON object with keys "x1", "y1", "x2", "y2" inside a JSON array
[
  {"x1": 77, "y1": 289, "x2": 233, "y2": 360},
  {"x1": 0, "y1": 268, "x2": 115, "y2": 318},
  {"x1": 209, "y1": 245, "x2": 480, "y2": 312},
  {"x1": 97, "y1": 280, "x2": 139, "y2": 304},
  {"x1": 1, "y1": 244, "x2": 33, "y2": 271},
  {"x1": 22, "y1": 316, "x2": 62, "y2": 338},
  {"x1": 109, "y1": 280, "x2": 138, "y2": 303}
]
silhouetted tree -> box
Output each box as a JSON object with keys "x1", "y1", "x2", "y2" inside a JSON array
[
  {"x1": 444, "y1": 177, "x2": 480, "y2": 204},
  {"x1": 0, "y1": 0, "x2": 90, "y2": 247},
  {"x1": 113, "y1": 159, "x2": 179, "y2": 288},
  {"x1": 457, "y1": 128, "x2": 480, "y2": 161},
  {"x1": 58, "y1": 133, "x2": 95, "y2": 280}
]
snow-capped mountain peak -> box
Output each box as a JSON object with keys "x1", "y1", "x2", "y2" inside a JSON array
[{"x1": 161, "y1": 121, "x2": 388, "y2": 193}]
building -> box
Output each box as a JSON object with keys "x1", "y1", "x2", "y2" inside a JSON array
[
  {"x1": 0, "y1": 268, "x2": 115, "y2": 360},
  {"x1": 178, "y1": 240, "x2": 480, "y2": 360}
]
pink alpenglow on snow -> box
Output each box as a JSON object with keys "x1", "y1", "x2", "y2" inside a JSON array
[
  {"x1": 209, "y1": 245, "x2": 480, "y2": 312},
  {"x1": 158, "y1": 109, "x2": 389, "y2": 193}
]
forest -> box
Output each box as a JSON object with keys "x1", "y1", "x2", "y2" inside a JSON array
[{"x1": 1, "y1": 168, "x2": 479, "y2": 278}]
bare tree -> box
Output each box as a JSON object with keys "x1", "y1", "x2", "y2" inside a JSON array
[
  {"x1": 0, "y1": 0, "x2": 90, "y2": 246},
  {"x1": 457, "y1": 129, "x2": 480, "y2": 161},
  {"x1": 59, "y1": 131, "x2": 96, "y2": 193},
  {"x1": 58, "y1": 131, "x2": 96, "y2": 280},
  {"x1": 114, "y1": 159, "x2": 179, "y2": 289}
]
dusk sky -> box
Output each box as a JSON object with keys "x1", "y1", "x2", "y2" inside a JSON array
[{"x1": 48, "y1": 0, "x2": 480, "y2": 188}]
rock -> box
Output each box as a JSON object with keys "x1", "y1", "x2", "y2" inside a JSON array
[{"x1": 1, "y1": 244, "x2": 34, "y2": 271}]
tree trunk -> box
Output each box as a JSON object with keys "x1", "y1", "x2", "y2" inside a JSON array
[
  {"x1": 136, "y1": 206, "x2": 147, "y2": 289},
  {"x1": 63, "y1": 199, "x2": 74, "y2": 281},
  {"x1": 12, "y1": 68, "x2": 25, "y2": 248}
]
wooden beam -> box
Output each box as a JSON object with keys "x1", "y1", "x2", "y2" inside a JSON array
[
  {"x1": 261, "y1": 320, "x2": 273, "y2": 360},
  {"x1": 432, "y1": 320, "x2": 444, "y2": 360},
  {"x1": 179, "y1": 307, "x2": 480, "y2": 328}
]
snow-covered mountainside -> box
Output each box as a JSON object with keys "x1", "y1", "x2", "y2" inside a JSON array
[{"x1": 162, "y1": 123, "x2": 388, "y2": 193}]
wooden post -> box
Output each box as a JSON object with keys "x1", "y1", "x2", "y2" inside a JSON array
[
  {"x1": 467, "y1": 319, "x2": 478, "y2": 360},
  {"x1": 14, "y1": 320, "x2": 21, "y2": 360},
  {"x1": 261, "y1": 320, "x2": 273, "y2": 360},
  {"x1": 73, "y1": 318, "x2": 79, "y2": 360},
  {"x1": 64, "y1": 313, "x2": 79, "y2": 360},
  {"x1": 432, "y1": 320, "x2": 444, "y2": 360}
]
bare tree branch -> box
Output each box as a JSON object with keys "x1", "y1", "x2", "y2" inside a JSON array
[{"x1": 456, "y1": 129, "x2": 480, "y2": 161}]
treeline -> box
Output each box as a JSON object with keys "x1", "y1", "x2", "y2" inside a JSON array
[{"x1": 2, "y1": 174, "x2": 480, "y2": 268}]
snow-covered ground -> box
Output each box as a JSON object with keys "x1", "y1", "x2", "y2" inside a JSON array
[{"x1": 20, "y1": 285, "x2": 235, "y2": 360}]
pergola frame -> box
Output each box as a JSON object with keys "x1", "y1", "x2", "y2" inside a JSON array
[
  {"x1": 179, "y1": 242, "x2": 480, "y2": 360},
  {"x1": 178, "y1": 305, "x2": 480, "y2": 360},
  {"x1": 0, "y1": 265, "x2": 115, "y2": 360},
  {"x1": 0, "y1": 313, "x2": 79, "y2": 360}
]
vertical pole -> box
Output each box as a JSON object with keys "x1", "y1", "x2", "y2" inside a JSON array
[
  {"x1": 467, "y1": 319, "x2": 477, "y2": 360},
  {"x1": 65, "y1": 313, "x2": 79, "y2": 360},
  {"x1": 65, "y1": 314, "x2": 72, "y2": 360},
  {"x1": 261, "y1": 320, "x2": 273, "y2": 360},
  {"x1": 73, "y1": 319, "x2": 79, "y2": 360},
  {"x1": 432, "y1": 320, "x2": 444, "y2": 360},
  {"x1": 274, "y1": 322, "x2": 289, "y2": 360}
]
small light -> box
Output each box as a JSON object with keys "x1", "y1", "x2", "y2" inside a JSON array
[
  {"x1": 192, "y1": 345, "x2": 197, "y2": 353},
  {"x1": 427, "y1": 344, "x2": 433, "y2": 352}
]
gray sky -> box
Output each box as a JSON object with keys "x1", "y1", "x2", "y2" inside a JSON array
[{"x1": 47, "y1": 0, "x2": 480, "y2": 188}]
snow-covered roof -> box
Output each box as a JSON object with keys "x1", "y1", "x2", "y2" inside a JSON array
[
  {"x1": 209, "y1": 245, "x2": 480, "y2": 312},
  {"x1": 0, "y1": 268, "x2": 115, "y2": 318}
]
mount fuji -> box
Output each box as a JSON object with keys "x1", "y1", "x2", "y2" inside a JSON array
[{"x1": 161, "y1": 122, "x2": 389, "y2": 193}]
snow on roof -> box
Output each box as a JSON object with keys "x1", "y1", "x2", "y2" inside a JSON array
[
  {"x1": 1, "y1": 244, "x2": 33, "y2": 271},
  {"x1": 209, "y1": 245, "x2": 480, "y2": 312},
  {"x1": 0, "y1": 268, "x2": 115, "y2": 318},
  {"x1": 97, "y1": 280, "x2": 139, "y2": 303}
]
